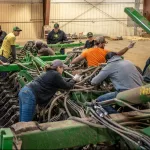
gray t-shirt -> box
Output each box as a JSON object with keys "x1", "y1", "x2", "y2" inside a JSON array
[{"x1": 91, "y1": 56, "x2": 143, "y2": 91}]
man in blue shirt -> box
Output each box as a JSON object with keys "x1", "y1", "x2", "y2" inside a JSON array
[{"x1": 91, "y1": 52, "x2": 143, "y2": 114}]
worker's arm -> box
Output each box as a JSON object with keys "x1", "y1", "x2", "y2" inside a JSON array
[
  {"x1": 11, "y1": 45, "x2": 16, "y2": 60},
  {"x1": 78, "y1": 41, "x2": 88, "y2": 50},
  {"x1": 0, "y1": 60, "x2": 3, "y2": 65},
  {"x1": 9, "y1": 36, "x2": 16, "y2": 60},
  {"x1": 116, "y1": 42, "x2": 136, "y2": 56},
  {"x1": 71, "y1": 55, "x2": 85, "y2": 64},
  {"x1": 54, "y1": 73, "x2": 75, "y2": 90},
  {"x1": 91, "y1": 66, "x2": 110, "y2": 85},
  {"x1": 62, "y1": 31, "x2": 67, "y2": 41},
  {"x1": 0, "y1": 60, "x2": 9, "y2": 65}
]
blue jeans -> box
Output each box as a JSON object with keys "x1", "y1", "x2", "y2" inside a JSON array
[
  {"x1": 19, "y1": 86, "x2": 36, "y2": 122},
  {"x1": 96, "y1": 92, "x2": 118, "y2": 114}
]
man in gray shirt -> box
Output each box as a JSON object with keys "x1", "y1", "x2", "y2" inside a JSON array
[{"x1": 91, "y1": 52, "x2": 143, "y2": 114}]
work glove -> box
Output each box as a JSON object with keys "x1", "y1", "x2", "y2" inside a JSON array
[
  {"x1": 73, "y1": 74, "x2": 82, "y2": 82},
  {"x1": 127, "y1": 41, "x2": 136, "y2": 49}
]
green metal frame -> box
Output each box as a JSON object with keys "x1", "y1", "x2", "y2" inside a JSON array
[
  {"x1": 17, "y1": 70, "x2": 34, "y2": 87},
  {"x1": 48, "y1": 42, "x2": 84, "y2": 49},
  {"x1": 0, "y1": 128, "x2": 13, "y2": 150},
  {"x1": 0, "y1": 55, "x2": 67, "y2": 72},
  {"x1": 16, "y1": 42, "x2": 84, "y2": 52},
  {"x1": 124, "y1": 7, "x2": 150, "y2": 33},
  {"x1": 0, "y1": 120, "x2": 145, "y2": 150},
  {"x1": 1, "y1": 120, "x2": 117, "y2": 150}
]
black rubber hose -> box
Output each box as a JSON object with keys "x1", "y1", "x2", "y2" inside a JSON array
[
  {"x1": 114, "y1": 99, "x2": 150, "y2": 114},
  {"x1": 90, "y1": 109, "x2": 150, "y2": 149},
  {"x1": 48, "y1": 94, "x2": 65, "y2": 122},
  {"x1": 64, "y1": 96, "x2": 72, "y2": 117}
]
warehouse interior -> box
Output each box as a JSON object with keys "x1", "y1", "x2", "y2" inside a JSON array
[
  {"x1": 0, "y1": 0, "x2": 144, "y2": 39},
  {"x1": 0, "y1": 0, "x2": 149, "y2": 68},
  {"x1": 1, "y1": 0, "x2": 150, "y2": 150}
]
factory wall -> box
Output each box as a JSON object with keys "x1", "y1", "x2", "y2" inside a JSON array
[
  {"x1": 50, "y1": 0, "x2": 143, "y2": 36},
  {"x1": 0, "y1": 1, "x2": 43, "y2": 39}
]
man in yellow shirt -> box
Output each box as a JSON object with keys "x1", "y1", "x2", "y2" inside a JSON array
[
  {"x1": 71, "y1": 36, "x2": 135, "y2": 67},
  {"x1": 0, "y1": 26, "x2": 22, "y2": 63}
]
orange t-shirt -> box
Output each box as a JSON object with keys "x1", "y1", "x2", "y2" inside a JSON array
[{"x1": 81, "y1": 47, "x2": 109, "y2": 66}]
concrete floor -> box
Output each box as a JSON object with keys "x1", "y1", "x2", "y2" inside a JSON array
[
  {"x1": 16, "y1": 38, "x2": 150, "y2": 70},
  {"x1": 105, "y1": 39, "x2": 149, "y2": 70}
]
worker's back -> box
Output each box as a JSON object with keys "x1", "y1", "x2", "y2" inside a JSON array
[
  {"x1": 27, "y1": 70, "x2": 74, "y2": 105},
  {"x1": 81, "y1": 47, "x2": 109, "y2": 66},
  {"x1": 104, "y1": 56, "x2": 143, "y2": 91}
]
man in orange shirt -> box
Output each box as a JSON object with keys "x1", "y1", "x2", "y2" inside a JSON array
[{"x1": 71, "y1": 36, "x2": 135, "y2": 67}]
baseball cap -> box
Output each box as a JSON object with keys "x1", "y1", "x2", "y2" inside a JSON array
[
  {"x1": 54, "y1": 23, "x2": 59, "y2": 28},
  {"x1": 13, "y1": 26, "x2": 22, "y2": 31},
  {"x1": 87, "y1": 32, "x2": 93, "y2": 37},
  {"x1": 51, "y1": 59, "x2": 67, "y2": 69},
  {"x1": 95, "y1": 36, "x2": 107, "y2": 44}
]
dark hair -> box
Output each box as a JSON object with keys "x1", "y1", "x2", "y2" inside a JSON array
[
  {"x1": 105, "y1": 52, "x2": 117, "y2": 62},
  {"x1": 94, "y1": 36, "x2": 107, "y2": 46}
]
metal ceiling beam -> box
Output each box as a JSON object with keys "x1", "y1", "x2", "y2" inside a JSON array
[
  {"x1": 134, "y1": 0, "x2": 140, "y2": 35},
  {"x1": 43, "y1": 0, "x2": 50, "y2": 25}
]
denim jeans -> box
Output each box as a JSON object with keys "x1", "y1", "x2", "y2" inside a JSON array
[
  {"x1": 19, "y1": 86, "x2": 36, "y2": 122},
  {"x1": 96, "y1": 92, "x2": 118, "y2": 114}
]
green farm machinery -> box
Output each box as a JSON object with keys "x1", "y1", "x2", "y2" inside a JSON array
[{"x1": 0, "y1": 41, "x2": 150, "y2": 150}]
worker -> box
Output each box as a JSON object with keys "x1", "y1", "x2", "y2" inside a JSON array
[
  {"x1": 35, "y1": 41, "x2": 55, "y2": 56},
  {"x1": 47, "y1": 23, "x2": 67, "y2": 54},
  {"x1": 19, "y1": 59, "x2": 80, "y2": 122},
  {"x1": 71, "y1": 36, "x2": 135, "y2": 67},
  {"x1": 0, "y1": 26, "x2": 22, "y2": 63},
  {"x1": 0, "y1": 25, "x2": 7, "y2": 48},
  {"x1": 91, "y1": 52, "x2": 143, "y2": 114},
  {"x1": 80, "y1": 32, "x2": 95, "y2": 50}
]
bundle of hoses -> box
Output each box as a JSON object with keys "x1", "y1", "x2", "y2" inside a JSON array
[{"x1": 89, "y1": 108, "x2": 150, "y2": 150}]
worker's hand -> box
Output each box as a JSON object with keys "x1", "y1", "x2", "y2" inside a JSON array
[
  {"x1": 3, "y1": 62, "x2": 10, "y2": 66},
  {"x1": 127, "y1": 41, "x2": 136, "y2": 49},
  {"x1": 73, "y1": 74, "x2": 82, "y2": 82}
]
